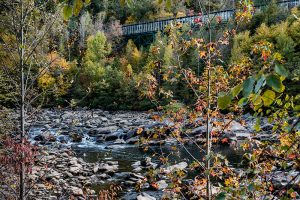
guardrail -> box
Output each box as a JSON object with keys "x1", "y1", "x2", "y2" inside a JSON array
[{"x1": 121, "y1": 0, "x2": 300, "y2": 36}]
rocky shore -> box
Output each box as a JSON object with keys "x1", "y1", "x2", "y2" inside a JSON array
[{"x1": 3, "y1": 108, "x2": 298, "y2": 199}]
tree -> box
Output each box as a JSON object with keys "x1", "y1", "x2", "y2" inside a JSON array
[{"x1": 0, "y1": 1, "x2": 66, "y2": 199}]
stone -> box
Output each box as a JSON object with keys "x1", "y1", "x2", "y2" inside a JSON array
[
  {"x1": 132, "y1": 161, "x2": 141, "y2": 168},
  {"x1": 105, "y1": 131, "x2": 124, "y2": 141},
  {"x1": 105, "y1": 144, "x2": 126, "y2": 149},
  {"x1": 69, "y1": 164, "x2": 83, "y2": 175},
  {"x1": 191, "y1": 125, "x2": 211, "y2": 136},
  {"x1": 88, "y1": 126, "x2": 118, "y2": 136},
  {"x1": 98, "y1": 163, "x2": 118, "y2": 173},
  {"x1": 137, "y1": 192, "x2": 156, "y2": 200},
  {"x1": 114, "y1": 138, "x2": 126, "y2": 144},
  {"x1": 155, "y1": 180, "x2": 168, "y2": 190},
  {"x1": 165, "y1": 162, "x2": 188, "y2": 173},
  {"x1": 141, "y1": 157, "x2": 151, "y2": 167},
  {"x1": 46, "y1": 170, "x2": 61, "y2": 180},
  {"x1": 126, "y1": 136, "x2": 139, "y2": 144},
  {"x1": 224, "y1": 120, "x2": 247, "y2": 132},
  {"x1": 132, "y1": 167, "x2": 142, "y2": 173},
  {"x1": 271, "y1": 170, "x2": 300, "y2": 189},
  {"x1": 34, "y1": 132, "x2": 56, "y2": 142},
  {"x1": 70, "y1": 186, "x2": 83, "y2": 196}
]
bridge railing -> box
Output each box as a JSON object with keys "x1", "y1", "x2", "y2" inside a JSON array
[{"x1": 122, "y1": 0, "x2": 300, "y2": 36}]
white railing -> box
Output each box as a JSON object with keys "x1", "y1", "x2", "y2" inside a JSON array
[{"x1": 121, "y1": 0, "x2": 300, "y2": 36}]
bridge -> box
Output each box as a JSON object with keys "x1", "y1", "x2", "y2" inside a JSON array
[{"x1": 121, "y1": 0, "x2": 300, "y2": 38}]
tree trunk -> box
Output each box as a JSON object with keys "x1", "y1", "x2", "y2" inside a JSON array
[
  {"x1": 206, "y1": 0, "x2": 212, "y2": 199},
  {"x1": 19, "y1": 0, "x2": 25, "y2": 199}
]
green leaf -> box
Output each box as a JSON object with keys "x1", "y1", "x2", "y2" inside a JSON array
[
  {"x1": 74, "y1": 0, "x2": 83, "y2": 16},
  {"x1": 266, "y1": 74, "x2": 285, "y2": 93},
  {"x1": 254, "y1": 118, "x2": 261, "y2": 132},
  {"x1": 253, "y1": 95, "x2": 262, "y2": 106},
  {"x1": 262, "y1": 90, "x2": 276, "y2": 106},
  {"x1": 238, "y1": 97, "x2": 247, "y2": 107},
  {"x1": 63, "y1": 6, "x2": 73, "y2": 20},
  {"x1": 216, "y1": 192, "x2": 226, "y2": 200},
  {"x1": 254, "y1": 75, "x2": 265, "y2": 93},
  {"x1": 166, "y1": 0, "x2": 172, "y2": 10},
  {"x1": 218, "y1": 93, "x2": 231, "y2": 109},
  {"x1": 275, "y1": 64, "x2": 289, "y2": 78},
  {"x1": 243, "y1": 77, "x2": 255, "y2": 97},
  {"x1": 231, "y1": 84, "x2": 242, "y2": 97},
  {"x1": 158, "y1": 0, "x2": 163, "y2": 4}
]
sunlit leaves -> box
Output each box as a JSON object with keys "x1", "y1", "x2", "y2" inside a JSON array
[
  {"x1": 63, "y1": 6, "x2": 72, "y2": 20},
  {"x1": 261, "y1": 90, "x2": 276, "y2": 106},
  {"x1": 74, "y1": 0, "x2": 83, "y2": 16},
  {"x1": 62, "y1": 0, "x2": 91, "y2": 20},
  {"x1": 266, "y1": 74, "x2": 285, "y2": 93},
  {"x1": 231, "y1": 84, "x2": 242, "y2": 97},
  {"x1": 218, "y1": 93, "x2": 231, "y2": 110}
]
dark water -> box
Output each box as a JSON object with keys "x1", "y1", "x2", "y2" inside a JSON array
[
  {"x1": 73, "y1": 143, "x2": 244, "y2": 195},
  {"x1": 74, "y1": 143, "x2": 244, "y2": 172}
]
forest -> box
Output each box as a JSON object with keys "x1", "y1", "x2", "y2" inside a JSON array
[{"x1": 0, "y1": 0, "x2": 300, "y2": 199}]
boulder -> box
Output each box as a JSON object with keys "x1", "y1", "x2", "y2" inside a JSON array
[
  {"x1": 154, "y1": 180, "x2": 168, "y2": 190},
  {"x1": 126, "y1": 136, "x2": 139, "y2": 144},
  {"x1": 34, "y1": 132, "x2": 56, "y2": 142},
  {"x1": 165, "y1": 162, "x2": 188, "y2": 173},
  {"x1": 70, "y1": 186, "x2": 83, "y2": 196},
  {"x1": 88, "y1": 126, "x2": 118, "y2": 136},
  {"x1": 69, "y1": 164, "x2": 83, "y2": 175},
  {"x1": 105, "y1": 131, "x2": 125, "y2": 141},
  {"x1": 137, "y1": 192, "x2": 156, "y2": 200}
]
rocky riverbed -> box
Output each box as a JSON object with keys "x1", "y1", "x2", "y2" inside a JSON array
[
  {"x1": 5, "y1": 108, "x2": 298, "y2": 199},
  {"x1": 28, "y1": 108, "x2": 270, "y2": 147}
]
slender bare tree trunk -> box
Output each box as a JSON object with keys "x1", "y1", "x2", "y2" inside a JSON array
[
  {"x1": 206, "y1": 0, "x2": 212, "y2": 199},
  {"x1": 20, "y1": 0, "x2": 25, "y2": 199}
]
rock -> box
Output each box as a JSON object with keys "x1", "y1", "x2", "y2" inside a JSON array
[
  {"x1": 34, "y1": 132, "x2": 56, "y2": 142},
  {"x1": 114, "y1": 138, "x2": 126, "y2": 144},
  {"x1": 141, "y1": 157, "x2": 152, "y2": 167},
  {"x1": 137, "y1": 192, "x2": 156, "y2": 200},
  {"x1": 224, "y1": 120, "x2": 247, "y2": 132},
  {"x1": 105, "y1": 131, "x2": 124, "y2": 141},
  {"x1": 98, "y1": 163, "x2": 118, "y2": 174},
  {"x1": 64, "y1": 172, "x2": 73, "y2": 178},
  {"x1": 93, "y1": 165, "x2": 99, "y2": 173},
  {"x1": 235, "y1": 132, "x2": 251, "y2": 140},
  {"x1": 191, "y1": 125, "x2": 211, "y2": 136},
  {"x1": 105, "y1": 144, "x2": 126, "y2": 149},
  {"x1": 46, "y1": 170, "x2": 61, "y2": 180},
  {"x1": 70, "y1": 186, "x2": 83, "y2": 196},
  {"x1": 155, "y1": 180, "x2": 168, "y2": 190},
  {"x1": 271, "y1": 170, "x2": 300, "y2": 189},
  {"x1": 126, "y1": 136, "x2": 139, "y2": 144},
  {"x1": 165, "y1": 162, "x2": 188, "y2": 173},
  {"x1": 132, "y1": 161, "x2": 141, "y2": 168},
  {"x1": 129, "y1": 173, "x2": 144, "y2": 181},
  {"x1": 132, "y1": 167, "x2": 142, "y2": 173},
  {"x1": 88, "y1": 126, "x2": 118, "y2": 136},
  {"x1": 69, "y1": 164, "x2": 83, "y2": 175}
]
